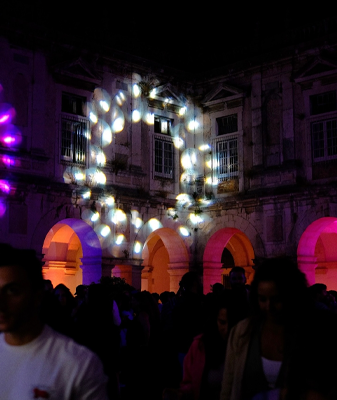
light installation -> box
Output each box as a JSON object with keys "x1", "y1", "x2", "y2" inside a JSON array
[{"x1": 0, "y1": 74, "x2": 220, "y2": 258}]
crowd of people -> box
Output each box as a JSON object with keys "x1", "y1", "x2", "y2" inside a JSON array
[{"x1": 1, "y1": 242, "x2": 337, "y2": 400}]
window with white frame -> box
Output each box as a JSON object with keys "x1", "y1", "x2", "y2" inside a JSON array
[
  {"x1": 154, "y1": 134, "x2": 174, "y2": 178},
  {"x1": 214, "y1": 115, "x2": 239, "y2": 181},
  {"x1": 154, "y1": 115, "x2": 172, "y2": 135},
  {"x1": 309, "y1": 90, "x2": 337, "y2": 162},
  {"x1": 61, "y1": 93, "x2": 88, "y2": 164},
  {"x1": 311, "y1": 118, "x2": 337, "y2": 161}
]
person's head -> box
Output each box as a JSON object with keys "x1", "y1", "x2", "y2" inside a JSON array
[
  {"x1": 249, "y1": 257, "x2": 308, "y2": 324},
  {"x1": 308, "y1": 283, "x2": 327, "y2": 303},
  {"x1": 179, "y1": 271, "x2": 200, "y2": 294},
  {"x1": 53, "y1": 284, "x2": 74, "y2": 308},
  {"x1": 229, "y1": 266, "x2": 247, "y2": 289},
  {"x1": 211, "y1": 282, "x2": 225, "y2": 295},
  {"x1": 204, "y1": 292, "x2": 231, "y2": 341},
  {"x1": 0, "y1": 243, "x2": 44, "y2": 335}
]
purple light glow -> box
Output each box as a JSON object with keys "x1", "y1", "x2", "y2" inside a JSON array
[
  {"x1": 0, "y1": 201, "x2": 6, "y2": 218},
  {"x1": 0, "y1": 104, "x2": 15, "y2": 125},
  {"x1": 0, "y1": 180, "x2": 10, "y2": 194},
  {"x1": 0, "y1": 124, "x2": 22, "y2": 147},
  {"x1": 2, "y1": 156, "x2": 14, "y2": 166}
]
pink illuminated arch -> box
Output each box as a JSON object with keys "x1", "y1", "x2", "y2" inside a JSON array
[
  {"x1": 203, "y1": 227, "x2": 255, "y2": 293},
  {"x1": 297, "y1": 217, "x2": 337, "y2": 287}
]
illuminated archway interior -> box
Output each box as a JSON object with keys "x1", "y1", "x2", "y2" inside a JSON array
[
  {"x1": 203, "y1": 227, "x2": 255, "y2": 293},
  {"x1": 142, "y1": 227, "x2": 190, "y2": 294},
  {"x1": 42, "y1": 224, "x2": 83, "y2": 295},
  {"x1": 298, "y1": 217, "x2": 337, "y2": 288},
  {"x1": 42, "y1": 218, "x2": 102, "y2": 295}
]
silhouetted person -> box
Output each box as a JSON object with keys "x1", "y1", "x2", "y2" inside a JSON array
[
  {"x1": 228, "y1": 267, "x2": 250, "y2": 326},
  {"x1": 0, "y1": 243, "x2": 109, "y2": 399},
  {"x1": 171, "y1": 272, "x2": 206, "y2": 380}
]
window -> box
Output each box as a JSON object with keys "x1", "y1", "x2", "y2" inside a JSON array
[
  {"x1": 217, "y1": 114, "x2": 238, "y2": 135},
  {"x1": 61, "y1": 116, "x2": 88, "y2": 164},
  {"x1": 154, "y1": 134, "x2": 174, "y2": 178},
  {"x1": 154, "y1": 115, "x2": 172, "y2": 135},
  {"x1": 62, "y1": 92, "x2": 85, "y2": 116},
  {"x1": 61, "y1": 93, "x2": 88, "y2": 164},
  {"x1": 310, "y1": 91, "x2": 337, "y2": 115},
  {"x1": 214, "y1": 134, "x2": 238, "y2": 181},
  {"x1": 312, "y1": 118, "x2": 337, "y2": 161}
]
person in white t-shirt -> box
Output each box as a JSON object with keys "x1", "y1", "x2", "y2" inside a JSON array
[{"x1": 0, "y1": 243, "x2": 109, "y2": 400}]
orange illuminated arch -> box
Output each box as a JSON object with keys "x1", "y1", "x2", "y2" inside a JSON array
[
  {"x1": 141, "y1": 227, "x2": 190, "y2": 294},
  {"x1": 297, "y1": 217, "x2": 337, "y2": 288},
  {"x1": 42, "y1": 218, "x2": 102, "y2": 294},
  {"x1": 203, "y1": 227, "x2": 255, "y2": 294}
]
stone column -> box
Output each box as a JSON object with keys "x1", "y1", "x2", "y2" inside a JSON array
[
  {"x1": 141, "y1": 265, "x2": 153, "y2": 292},
  {"x1": 203, "y1": 261, "x2": 223, "y2": 295},
  {"x1": 167, "y1": 262, "x2": 190, "y2": 293},
  {"x1": 80, "y1": 255, "x2": 102, "y2": 285}
]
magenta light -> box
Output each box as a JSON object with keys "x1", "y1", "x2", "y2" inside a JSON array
[
  {"x1": 0, "y1": 180, "x2": 10, "y2": 194},
  {"x1": 0, "y1": 114, "x2": 10, "y2": 124},
  {"x1": 0, "y1": 201, "x2": 6, "y2": 217},
  {"x1": 2, "y1": 156, "x2": 14, "y2": 166},
  {"x1": 3, "y1": 136, "x2": 16, "y2": 144},
  {"x1": 0, "y1": 104, "x2": 15, "y2": 125}
]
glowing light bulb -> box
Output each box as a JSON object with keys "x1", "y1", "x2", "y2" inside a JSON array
[
  {"x1": 91, "y1": 212, "x2": 99, "y2": 222},
  {"x1": 179, "y1": 226, "x2": 190, "y2": 237},
  {"x1": 134, "y1": 241, "x2": 142, "y2": 254},
  {"x1": 133, "y1": 84, "x2": 141, "y2": 98},
  {"x1": 132, "y1": 110, "x2": 141, "y2": 122}
]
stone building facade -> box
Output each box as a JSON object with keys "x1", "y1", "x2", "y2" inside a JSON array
[{"x1": 1, "y1": 15, "x2": 337, "y2": 294}]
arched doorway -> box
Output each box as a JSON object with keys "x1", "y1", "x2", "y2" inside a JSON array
[
  {"x1": 42, "y1": 218, "x2": 102, "y2": 294},
  {"x1": 142, "y1": 227, "x2": 190, "y2": 294},
  {"x1": 203, "y1": 227, "x2": 255, "y2": 294},
  {"x1": 297, "y1": 217, "x2": 337, "y2": 288}
]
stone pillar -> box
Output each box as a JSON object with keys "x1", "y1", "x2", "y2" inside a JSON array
[
  {"x1": 80, "y1": 255, "x2": 102, "y2": 285},
  {"x1": 203, "y1": 261, "x2": 223, "y2": 295},
  {"x1": 141, "y1": 265, "x2": 153, "y2": 292},
  {"x1": 112, "y1": 264, "x2": 133, "y2": 286},
  {"x1": 131, "y1": 264, "x2": 144, "y2": 291},
  {"x1": 167, "y1": 262, "x2": 190, "y2": 293},
  {"x1": 297, "y1": 255, "x2": 317, "y2": 286}
]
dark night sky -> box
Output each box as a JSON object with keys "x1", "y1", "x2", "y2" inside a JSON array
[{"x1": 2, "y1": 2, "x2": 337, "y2": 73}]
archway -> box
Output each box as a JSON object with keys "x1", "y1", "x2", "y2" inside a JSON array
[
  {"x1": 42, "y1": 218, "x2": 102, "y2": 294},
  {"x1": 141, "y1": 227, "x2": 190, "y2": 294},
  {"x1": 203, "y1": 227, "x2": 255, "y2": 294},
  {"x1": 297, "y1": 217, "x2": 337, "y2": 288}
]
